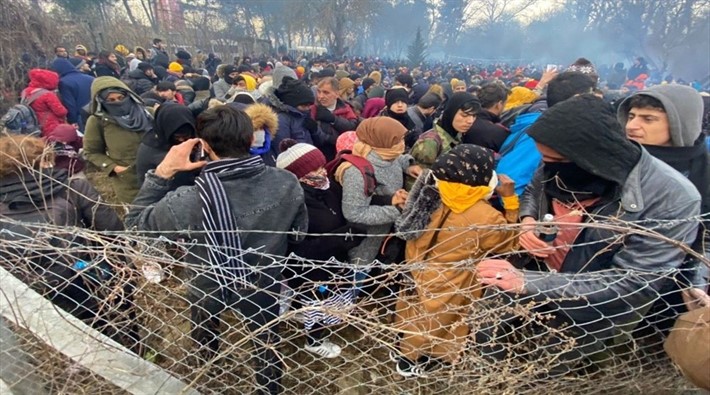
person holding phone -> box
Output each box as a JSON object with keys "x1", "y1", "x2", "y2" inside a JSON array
[{"x1": 126, "y1": 105, "x2": 308, "y2": 394}]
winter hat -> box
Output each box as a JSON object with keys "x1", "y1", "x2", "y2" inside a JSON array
[
  {"x1": 114, "y1": 44, "x2": 129, "y2": 56},
  {"x1": 432, "y1": 144, "x2": 494, "y2": 187},
  {"x1": 75, "y1": 44, "x2": 87, "y2": 52},
  {"x1": 272, "y1": 64, "x2": 298, "y2": 89},
  {"x1": 361, "y1": 78, "x2": 376, "y2": 91},
  {"x1": 336, "y1": 131, "x2": 358, "y2": 153},
  {"x1": 190, "y1": 76, "x2": 211, "y2": 91},
  {"x1": 418, "y1": 92, "x2": 442, "y2": 109},
  {"x1": 232, "y1": 91, "x2": 256, "y2": 105},
  {"x1": 524, "y1": 80, "x2": 538, "y2": 90},
  {"x1": 319, "y1": 68, "x2": 336, "y2": 78},
  {"x1": 137, "y1": 62, "x2": 154, "y2": 72},
  {"x1": 276, "y1": 141, "x2": 326, "y2": 179},
  {"x1": 527, "y1": 94, "x2": 641, "y2": 185},
  {"x1": 176, "y1": 50, "x2": 192, "y2": 61},
  {"x1": 168, "y1": 62, "x2": 184, "y2": 73},
  {"x1": 276, "y1": 78, "x2": 315, "y2": 108},
  {"x1": 385, "y1": 87, "x2": 409, "y2": 108},
  {"x1": 295, "y1": 66, "x2": 305, "y2": 79},
  {"x1": 369, "y1": 71, "x2": 382, "y2": 85},
  {"x1": 47, "y1": 123, "x2": 80, "y2": 144},
  {"x1": 339, "y1": 78, "x2": 355, "y2": 96},
  {"x1": 566, "y1": 58, "x2": 598, "y2": 83}
]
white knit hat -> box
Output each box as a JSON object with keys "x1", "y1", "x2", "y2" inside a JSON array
[{"x1": 276, "y1": 141, "x2": 326, "y2": 179}]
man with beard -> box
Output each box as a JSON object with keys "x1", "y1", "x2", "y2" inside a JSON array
[{"x1": 476, "y1": 95, "x2": 702, "y2": 376}]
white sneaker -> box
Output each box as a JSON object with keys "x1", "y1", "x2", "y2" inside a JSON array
[{"x1": 305, "y1": 339, "x2": 342, "y2": 359}]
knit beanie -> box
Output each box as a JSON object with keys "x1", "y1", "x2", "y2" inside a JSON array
[
  {"x1": 168, "y1": 62, "x2": 184, "y2": 73},
  {"x1": 276, "y1": 78, "x2": 315, "y2": 108},
  {"x1": 137, "y1": 62, "x2": 154, "y2": 72},
  {"x1": 176, "y1": 49, "x2": 192, "y2": 61},
  {"x1": 276, "y1": 141, "x2": 326, "y2": 179},
  {"x1": 527, "y1": 94, "x2": 641, "y2": 185},
  {"x1": 361, "y1": 78, "x2": 376, "y2": 91},
  {"x1": 368, "y1": 85, "x2": 385, "y2": 99},
  {"x1": 336, "y1": 131, "x2": 358, "y2": 153},
  {"x1": 385, "y1": 87, "x2": 410, "y2": 108}
]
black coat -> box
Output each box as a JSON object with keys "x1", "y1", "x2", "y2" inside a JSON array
[
  {"x1": 123, "y1": 69, "x2": 156, "y2": 95},
  {"x1": 286, "y1": 184, "x2": 364, "y2": 289},
  {"x1": 462, "y1": 109, "x2": 510, "y2": 152}
]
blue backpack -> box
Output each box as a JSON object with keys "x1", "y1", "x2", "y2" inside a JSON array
[
  {"x1": 496, "y1": 112, "x2": 543, "y2": 196},
  {"x1": 0, "y1": 89, "x2": 48, "y2": 135}
]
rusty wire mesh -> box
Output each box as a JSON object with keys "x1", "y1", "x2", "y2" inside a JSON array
[{"x1": 1, "y1": 209, "x2": 707, "y2": 394}]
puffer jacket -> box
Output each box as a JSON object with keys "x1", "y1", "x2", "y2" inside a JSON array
[
  {"x1": 21, "y1": 69, "x2": 68, "y2": 135},
  {"x1": 519, "y1": 148, "x2": 701, "y2": 337},
  {"x1": 262, "y1": 88, "x2": 325, "y2": 161},
  {"x1": 123, "y1": 69, "x2": 155, "y2": 95}
]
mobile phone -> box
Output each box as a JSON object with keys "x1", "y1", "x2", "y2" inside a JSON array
[
  {"x1": 190, "y1": 142, "x2": 206, "y2": 162},
  {"x1": 546, "y1": 64, "x2": 558, "y2": 72}
]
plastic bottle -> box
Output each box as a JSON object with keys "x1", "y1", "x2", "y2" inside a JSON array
[{"x1": 535, "y1": 214, "x2": 558, "y2": 243}]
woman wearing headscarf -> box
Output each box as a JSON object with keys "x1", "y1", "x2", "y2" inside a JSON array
[
  {"x1": 135, "y1": 102, "x2": 196, "y2": 188},
  {"x1": 335, "y1": 117, "x2": 421, "y2": 267},
  {"x1": 392, "y1": 144, "x2": 519, "y2": 377},
  {"x1": 338, "y1": 77, "x2": 355, "y2": 102},
  {"x1": 83, "y1": 77, "x2": 153, "y2": 204},
  {"x1": 276, "y1": 140, "x2": 365, "y2": 359},
  {"x1": 92, "y1": 51, "x2": 121, "y2": 79},
  {"x1": 410, "y1": 92, "x2": 480, "y2": 169}
]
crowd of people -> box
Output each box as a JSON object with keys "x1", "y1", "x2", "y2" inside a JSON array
[{"x1": 1, "y1": 38, "x2": 710, "y2": 394}]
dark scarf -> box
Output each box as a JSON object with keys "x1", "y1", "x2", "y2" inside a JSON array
[
  {"x1": 437, "y1": 92, "x2": 479, "y2": 138},
  {"x1": 100, "y1": 93, "x2": 153, "y2": 133},
  {"x1": 542, "y1": 162, "x2": 617, "y2": 204},
  {"x1": 195, "y1": 155, "x2": 265, "y2": 300},
  {"x1": 645, "y1": 134, "x2": 710, "y2": 213}
]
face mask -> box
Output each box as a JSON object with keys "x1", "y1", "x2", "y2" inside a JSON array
[
  {"x1": 542, "y1": 161, "x2": 615, "y2": 203},
  {"x1": 484, "y1": 171, "x2": 498, "y2": 201}
]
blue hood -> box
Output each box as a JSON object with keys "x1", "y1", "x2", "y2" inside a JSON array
[{"x1": 51, "y1": 58, "x2": 78, "y2": 77}]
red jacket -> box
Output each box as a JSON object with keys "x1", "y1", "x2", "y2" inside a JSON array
[{"x1": 22, "y1": 69, "x2": 68, "y2": 135}]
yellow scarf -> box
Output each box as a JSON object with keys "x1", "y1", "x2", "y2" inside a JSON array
[
  {"x1": 437, "y1": 180, "x2": 491, "y2": 214},
  {"x1": 334, "y1": 140, "x2": 404, "y2": 184}
]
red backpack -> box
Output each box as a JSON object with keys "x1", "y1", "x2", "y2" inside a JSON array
[{"x1": 324, "y1": 150, "x2": 377, "y2": 196}]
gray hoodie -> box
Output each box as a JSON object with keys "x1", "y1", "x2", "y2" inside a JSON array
[{"x1": 617, "y1": 84, "x2": 704, "y2": 147}]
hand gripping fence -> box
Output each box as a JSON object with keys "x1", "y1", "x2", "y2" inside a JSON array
[{"x1": 0, "y1": 200, "x2": 708, "y2": 394}]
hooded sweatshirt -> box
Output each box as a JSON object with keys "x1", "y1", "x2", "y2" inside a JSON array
[
  {"x1": 50, "y1": 58, "x2": 94, "y2": 125},
  {"x1": 21, "y1": 69, "x2": 68, "y2": 135},
  {"x1": 136, "y1": 102, "x2": 196, "y2": 186},
  {"x1": 617, "y1": 84, "x2": 709, "y2": 215}
]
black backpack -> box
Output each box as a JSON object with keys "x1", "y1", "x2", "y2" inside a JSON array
[{"x1": 0, "y1": 89, "x2": 48, "y2": 134}]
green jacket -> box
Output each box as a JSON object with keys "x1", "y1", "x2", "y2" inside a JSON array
[
  {"x1": 410, "y1": 124, "x2": 461, "y2": 168},
  {"x1": 83, "y1": 77, "x2": 151, "y2": 204}
]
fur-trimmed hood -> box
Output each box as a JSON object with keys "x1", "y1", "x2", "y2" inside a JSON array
[
  {"x1": 395, "y1": 169, "x2": 441, "y2": 240},
  {"x1": 245, "y1": 103, "x2": 278, "y2": 137}
]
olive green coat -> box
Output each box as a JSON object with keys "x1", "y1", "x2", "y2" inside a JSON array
[{"x1": 83, "y1": 77, "x2": 152, "y2": 204}]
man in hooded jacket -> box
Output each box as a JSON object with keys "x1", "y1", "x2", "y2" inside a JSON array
[
  {"x1": 51, "y1": 57, "x2": 94, "y2": 132},
  {"x1": 477, "y1": 95, "x2": 702, "y2": 374}
]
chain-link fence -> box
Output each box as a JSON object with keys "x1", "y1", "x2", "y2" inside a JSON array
[{"x1": 1, "y1": 211, "x2": 707, "y2": 395}]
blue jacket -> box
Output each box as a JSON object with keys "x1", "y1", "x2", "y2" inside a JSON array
[
  {"x1": 51, "y1": 58, "x2": 94, "y2": 126},
  {"x1": 496, "y1": 111, "x2": 542, "y2": 196}
]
